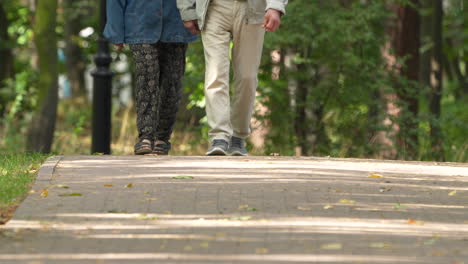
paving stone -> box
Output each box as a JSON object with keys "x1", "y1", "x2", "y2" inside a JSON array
[{"x1": 0, "y1": 155, "x2": 467, "y2": 264}]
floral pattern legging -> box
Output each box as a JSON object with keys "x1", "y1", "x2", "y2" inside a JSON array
[{"x1": 130, "y1": 42, "x2": 187, "y2": 143}]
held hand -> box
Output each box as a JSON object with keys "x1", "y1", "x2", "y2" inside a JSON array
[
  {"x1": 263, "y1": 9, "x2": 282, "y2": 33},
  {"x1": 183, "y1": 20, "x2": 200, "y2": 35},
  {"x1": 114, "y1": 43, "x2": 124, "y2": 51}
]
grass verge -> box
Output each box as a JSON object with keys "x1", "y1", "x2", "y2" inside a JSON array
[{"x1": 0, "y1": 153, "x2": 50, "y2": 224}]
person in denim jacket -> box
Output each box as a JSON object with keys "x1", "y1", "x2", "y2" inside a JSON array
[{"x1": 104, "y1": 0, "x2": 197, "y2": 155}]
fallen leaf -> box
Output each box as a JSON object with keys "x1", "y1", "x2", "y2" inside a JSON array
[
  {"x1": 368, "y1": 174, "x2": 383, "y2": 178},
  {"x1": 199, "y1": 242, "x2": 210, "y2": 248},
  {"x1": 379, "y1": 187, "x2": 392, "y2": 193},
  {"x1": 370, "y1": 242, "x2": 392, "y2": 248},
  {"x1": 238, "y1": 205, "x2": 257, "y2": 211},
  {"x1": 334, "y1": 189, "x2": 343, "y2": 193},
  {"x1": 407, "y1": 218, "x2": 424, "y2": 225},
  {"x1": 323, "y1": 205, "x2": 335, "y2": 210},
  {"x1": 172, "y1": 176, "x2": 194, "y2": 179},
  {"x1": 297, "y1": 206, "x2": 312, "y2": 211},
  {"x1": 124, "y1": 183, "x2": 133, "y2": 188},
  {"x1": 321, "y1": 243, "x2": 342, "y2": 250},
  {"x1": 40, "y1": 189, "x2": 49, "y2": 198},
  {"x1": 230, "y1": 216, "x2": 252, "y2": 221},
  {"x1": 255, "y1": 248, "x2": 269, "y2": 254},
  {"x1": 107, "y1": 209, "x2": 127, "y2": 213},
  {"x1": 448, "y1": 190, "x2": 457, "y2": 196},
  {"x1": 136, "y1": 214, "x2": 158, "y2": 220},
  {"x1": 338, "y1": 199, "x2": 356, "y2": 204},
  {"x1": 59, "y1": 193, "x2": 82, "y2": 197},
  {"x1": 55, "y1": 184, "x2": 69, "y2": 189},
  {"x1": 145, "y1": 198, "x2": 157, "y2": 201},
  {"x1": 423, "y1": 238, "x2": 438, "y2": 245},
  {"x1": 29, "y1": 190, "x2": 37, "y2": 194},
  {"x1": 104, "y1": 184, "x2": 113, "y2": 187},
  {"x1": 183, "y1": 245, "x2": 193, "y2": 251}
]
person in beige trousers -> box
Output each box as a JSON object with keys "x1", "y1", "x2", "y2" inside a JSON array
[{"x1": 177, "y1": 0, "x2": 288, "y2": 156}]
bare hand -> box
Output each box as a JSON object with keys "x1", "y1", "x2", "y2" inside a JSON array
[
  {"x1": 263, "y1": 9, "x2": 282, "y2": 32},
  {"x1": 183, "y1": 20, "x2": 200, "y2": 35},
  {"x1": 114, "y1": 43, "x2": 124, "y2": 51}
]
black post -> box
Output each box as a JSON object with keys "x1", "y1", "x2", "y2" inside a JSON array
[{"x1": 91, "y1": 0, "x2": 113, "y2": 154}]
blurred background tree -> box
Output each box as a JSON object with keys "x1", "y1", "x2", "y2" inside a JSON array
[{"x1": 0, "y1": 0, "x2": 466, "y2": 161}]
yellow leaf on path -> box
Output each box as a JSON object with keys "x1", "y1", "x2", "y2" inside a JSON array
[
  {"x1": 321, "y1": 243, "x2": 342, "y2": 250},
  {"x1": 29, "y1": 190, "x2": 37, "y2": 194},
  {"x1": 339, "y1": 199, "x2": 356, "y2": 204},
  {"x1": 104, "y1": 184, "x2": 113, "y2": 187},
  {"x1": 255, "y1": 248, "x2": 269, "y2": 254},
  {"x1": 124, "y1": 183, "x2": 133, "y2": 188},
  {"x1": 370, "y1": 242, "x2": 392, "y2": 248},
  {"x1": 145, "y1": 198, "x2": 157, "y2": 201},
  {"x1": 200, "y1": 242, "x2": 210, "y2": 248},
  {"x1": 368, "y1": 174, "x2": 383, "y2": 178},
  {"x1": 407, "y1": 218, "x2": 424, "y2": 225},
  {"x1": 323, "y1": 205, "x2": 335, "y2": 210},
  {"x1": 448, "y1": 190, "x2": 457, "y2": 196},
  {"x1": 55, "y1": 184, "x2": 69, "y2": 189},
  {"x1": 40, "y1": 189, "x2": 49, "y2": 198}
]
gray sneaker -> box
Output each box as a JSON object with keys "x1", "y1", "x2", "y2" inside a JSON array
[
  {"x1": 229, "y1": 136, "x2": 248, "y2": 156},
  {"x1": 206, "y1": 139, "x2": 229, "y2": 156}
]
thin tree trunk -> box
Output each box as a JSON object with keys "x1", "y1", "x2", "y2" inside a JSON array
[
  {"x1": 393, "y1": 0, "x2": 421, "y2": 160},
  {"x1": 428, "y1": 0, "x2": 444, "y2": 160},
  {"x1": 63, "y1": 0, "x2": 87, "y2": 97},
  {"x1": 0, "y1": 3, "x2": 14, "y2": 116},
  {"x1": 26, "y1": 0, "x2": 59, "y2": 153}
]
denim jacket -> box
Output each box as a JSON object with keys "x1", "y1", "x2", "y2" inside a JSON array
[{"x1": 104, "y1": 0, "x2": 197, "y2": 44}]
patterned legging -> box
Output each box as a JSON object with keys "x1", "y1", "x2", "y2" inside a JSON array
[{"x1": 130, "y1": 42, "x2": 187, "y2": 142}]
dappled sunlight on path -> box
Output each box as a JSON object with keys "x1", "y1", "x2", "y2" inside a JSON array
[{"x1": 0, "y1": 156, "x2": 467, "y2": 263}]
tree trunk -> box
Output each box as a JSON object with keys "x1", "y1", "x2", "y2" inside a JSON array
[
  {"x1": 63, "y1": 0, "x2": 87, "y2": 98},
  {"x1": 0, "y1": 2, "x2": 14, "y2": 116},
  {"x1": 392, "y1": 0, "x2": 421, "y2": 160},
  {"x1": 428, "y1": 0, "x2": 444, "y2": 160},
  {"x1": 26, "y1": 0, "x2": 59, "y2": 153}
]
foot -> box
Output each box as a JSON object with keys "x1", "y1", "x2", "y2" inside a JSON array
[
  {"x1": 206, "y1": 139, "x2": 229, "y2": 156},
  {"x1": 153, "y1": 140, "x2": 171, "y2": 155},
  {"x1": 228, "y1": 136, "x2": 248, "y2": 156},
  {"x1": 134, "y1": 139, "x2": 153, "y2": 155}
]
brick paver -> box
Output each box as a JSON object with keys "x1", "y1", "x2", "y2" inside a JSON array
[{"x1": 0, "y1": 156, "x2": 467, "y2": 263}]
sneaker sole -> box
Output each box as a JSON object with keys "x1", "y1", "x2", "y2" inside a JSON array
[
  {"x1": 229, "y1": 150, "x2": 248, "y2": 156},
  {"x1": 206, "y1": 147, "x2": 228, "y2": 156}
]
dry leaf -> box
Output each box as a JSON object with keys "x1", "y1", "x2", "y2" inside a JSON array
[
  {"x1": 323, "y1": 205, "x2": 335, "y2": 210},
  {"x1": 55, "y1": 184, "x2": 69, "y2": 189},
  {"x1": 370, "y1": 242, "x2": 392, "y2": 248},
  {"x1": 124, "y1": 183, "x2": 133, "y2": 188},
  {"x1": 255, "y1": 248, "x2": 269, "y2": 254},
  {"x1": 40, "y1": 189, "x2": 49, "y2": 198},
  {"x1": 448, "y1": 190, "x2": 457, "y2": 196},
  {"x1": 29, "y1": 190, "x2": 37, "y2": 194},
  {"x1": 104, "y1": 184, "x2": 113, "y2": 187},
  {"x1": 297, "y1": 206, "x2": 312, "y2": 211},
  {"x1": 338, "y1": 199, "x2": 356, "y2": 204},
  {"x1": 200, "y1": 242, "x2": 210, "y2": 248},
  {"x1": 59, "y1": 193, "x2": 82, "y2": 197},
  {"x1": 407, "y1": 218, "x2": 424, "y2": 225},
  {"x1": 172, "y1": 176, "x2": 194, "y2": 179},
  {"x1": 368, "y1": 174, "x2": 383, "y2": 178},
  {"x1": 321, "y1": 243, "x2": 342, "y2": 250},
  {"x1": 145, "y1": 198, "x2": 157, "y2": 201}
]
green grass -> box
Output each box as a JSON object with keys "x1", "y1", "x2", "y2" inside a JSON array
[{"x1": 0, "y1": 153, "x2": 50, "y2": 207}]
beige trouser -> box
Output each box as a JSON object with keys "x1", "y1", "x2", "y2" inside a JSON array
[{"x1": 202, "y1": 0, "x2": 265, "y2": 142}]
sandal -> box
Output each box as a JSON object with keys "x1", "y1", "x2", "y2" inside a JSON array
[
  {"x1": 134, "y1": 139, "x2": 153, "y2": 155},
  {"x1": 152, "y1": 140, "x2": 171, "y2": 155}
]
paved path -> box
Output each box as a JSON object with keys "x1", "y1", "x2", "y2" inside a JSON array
[{"x1": 0, "y1": 156, "x2": 467, "y2": 264}]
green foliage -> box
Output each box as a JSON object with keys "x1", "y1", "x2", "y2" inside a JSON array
[{"x1": 259, "y1": 1, "x2": 393, "y2": 157}]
